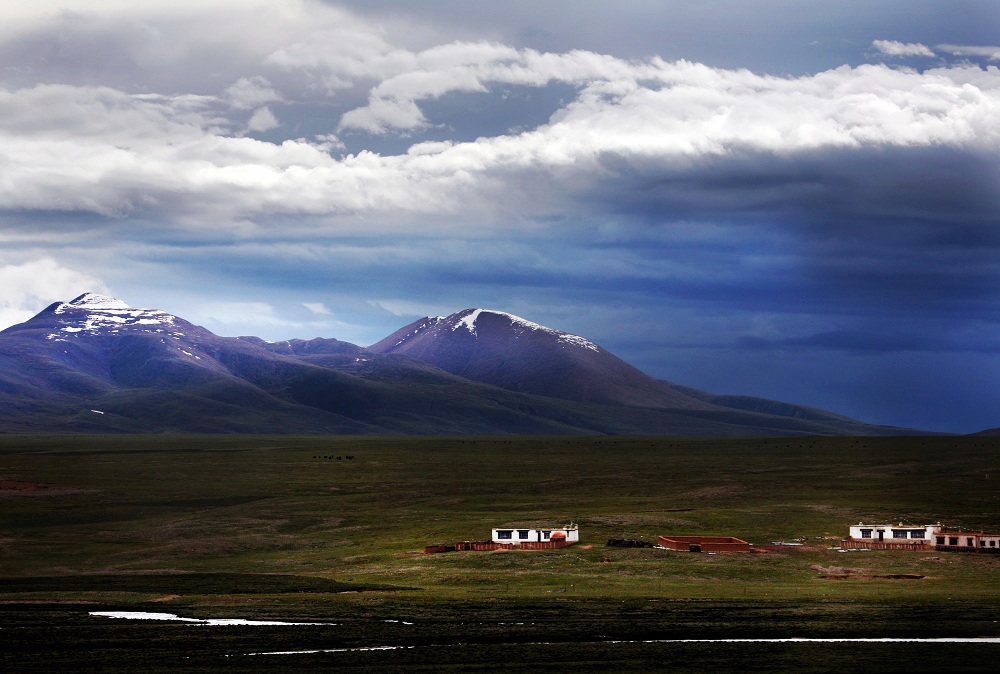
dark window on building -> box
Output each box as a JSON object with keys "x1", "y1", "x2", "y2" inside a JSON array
[
  {"x1": 949, "y1": 537, "x2": 959, "y2": 546},
  {"x1": 991, "y1": 541, "x2": 996, "y2": 547},
  {"x1": 541, "y1": 530, "x2": 551, "y2": 539},
  {"x1": 967, "y1": 538, "x2": 974, "y2": 546},
  {"x1": 860, "y1": 529, "x2": 872, "y2": 539},
  {"x1": 909, "y1": 530, "x2": 925, "y2": 539},
  {"x1": 497, "y1": 530, "x2": 512, "y2": 540},
  {"x1": 893, "y1": 530, "x2": 907, "y2": 539},
  {"x1": 518, "y1": 530, "x2": 530, "y2": 540},
  {"x1": 936, "y1": 537, "x2": 945, "y2": 545},
  {"x1": 981, "y1": 541, "x2": 987, "y2": 546}
]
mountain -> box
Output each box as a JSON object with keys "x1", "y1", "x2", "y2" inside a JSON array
[
  {"x1": 369, "y1": 309, "x2": 706, "y2": 409},
  {"x1": 0, "y1": 294, "x2": 919, "y2": 435},
  {"x1": 368, "y1": 308, "x2": 895, "y2": 432}
]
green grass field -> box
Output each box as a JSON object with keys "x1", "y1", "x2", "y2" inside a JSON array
[{"x1": 3, "y1": 434, "x2": 1000, "y2": 671}]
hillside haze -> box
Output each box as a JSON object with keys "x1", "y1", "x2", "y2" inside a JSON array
[{"x1": 0, "y1": 294, "x2": 915, "y2": 435}]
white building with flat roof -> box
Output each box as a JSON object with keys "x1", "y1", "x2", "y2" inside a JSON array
[
  {"x1": 845, "y1": 522, "x2": 1000, "y2": 552},
  {"x1": 846, "y1": 522, "x2": 939, "y2": 545},
  {"x1": 491, "y1": 524, "x2": 579, "y2": 545},
  {"x1": 934, "y1": 530, "x2": 1000, "y2": 552}
]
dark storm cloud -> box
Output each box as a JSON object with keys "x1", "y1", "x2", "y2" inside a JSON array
[
  {"x1": 737, "y1": 330, "x2": 1000, "y2": 355},
  {"x1": 596, "y1": 147, "x2": 998, "y2": 232},
  {"x1": 582, "y1": 145, "x2": 1000, "y2": 317}
]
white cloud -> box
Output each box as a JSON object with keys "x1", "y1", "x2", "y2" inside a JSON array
[
  {"x1": 936, "y1": 44, "x2": 1000, "y2": 61},
  {"x1": 194, "y1": 301, "x2": 297, "y2": 327},
  {"x1": 337, "y1": 42, "x2": 649, "y2": 133},
  {"x1": 0, "y1": 2, "x2": 997, "y2": 233},
  {"x1": 302, "y1": 302, "x2": 332, "y2": 315},
  {"x1": 373, "y1": 299, "x2": 455, "y2": 318},
  {"x1": 0, "y1": 258, "x2": 108, "y2": 330},
  {"x1": 872, "y1": 40, "x2": 935, "y2": 58},
  {"x1": 186, "y1": 299, "x2": 380, "y2": 341},
  {"x1": 314, "y1": 133, "x2": 346, "y2": 152},
  {"x1": 264, "y1": 25, "x2": 413, "y2": 92},
  {"x1": 247, "y1": 106, "x2": 280, "y2": 132},
  {"x1": 1, "y1": 57, "x2": 998, "y2": 229},
  {"x1": 0, "y1": 58, "x2": 997, "y2": 229},
  {"x1": 225, "y1": 77, "x2": 281, "y2": 110}
]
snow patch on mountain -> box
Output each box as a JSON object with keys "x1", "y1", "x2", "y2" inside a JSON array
[
  {"x1": 390, "y1": 316, "x2": 444, "y2": 348},
  {"x1": 51, "y1": 293, "x2": 177, "y2": 336},
  {"x1": 57, "y1": 293, "x2": 131, "y2": 312},
  {"x1": 454, "y1": 309, "x2": 486, "y2": 334},
  {"x1": 452, "y1": 309, "x2": 599, "y2": 351},
  {"x1": 557, "y1": 333, "x2": 600, "y2": 352}
]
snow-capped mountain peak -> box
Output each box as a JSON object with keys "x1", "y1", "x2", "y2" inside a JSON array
[
  {"x1": 46, "y1": 292, "x2": 180, "y2": 339},
  {"x1": 0, "y1": 296, "x2": 885, "y2": 435},
  {"x1": 59, "y1": 293, "x2": 132, "y2": 311},
  {"x1": 453, "y1": 309, "x2": 524, "y2": 334},
  {"x1": 451, "y1": 308, "x2": 599, "y2": 351}
]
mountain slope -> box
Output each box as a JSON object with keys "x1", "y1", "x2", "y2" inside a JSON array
[
  {"x1": 369, "y1": 309, "x2": 709, "y2": 410},
  {"x1": 0, "y1": 294, "x2": 375, "y2": 433},
  {"x1": 0, "y1": 294, "x2": 684, "y2": 434},
  {"x1": 662, "y1": 383, "x2": 861, "y2": 424},
  {"x1": 0, "y1": 295, "x2": 921, "y2": 435}
]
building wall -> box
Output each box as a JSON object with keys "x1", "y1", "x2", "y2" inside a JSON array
[
  {"x1": 934, "y1": 531, "x2": 1000, "y2": 552},
  {"x1": 840, "y1": 539, "x2": 926, "y2": 551},
  {"x1": 848, "y1": 524, "x2": 937, "y2": 543},
  {"x1": 491, "y1": 527, "x2": 579, "y2": 544},
  {"x1": 455, "y1": 539, "x2": 573, "y2": 551},
  {"x1": 845, "y1": 524, "x2": 1000, "y2": 552}
]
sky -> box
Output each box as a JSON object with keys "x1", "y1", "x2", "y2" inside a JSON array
[{"x1": 0, "y1": 0, "x2": 998, "y2": 433}]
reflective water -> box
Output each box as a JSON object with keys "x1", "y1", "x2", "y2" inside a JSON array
[{"x1": 89, "y1": 611, "x2": 328, "y2": 626}]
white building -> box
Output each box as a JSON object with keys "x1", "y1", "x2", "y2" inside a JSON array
[
  {"x1": 847, "y1": 522, "x2": 940, "y2": 544},
  {"x1": 844, "y1": 522, "x2": 1000, "y2": 553},
  {"x1": 935, "y1": 530, "x2": 1000, "y2": 551},
  {"x1": 491, "y1": 524, "x2": 579, "y2": 545}
]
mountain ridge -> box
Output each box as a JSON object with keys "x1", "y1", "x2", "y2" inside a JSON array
[
  {"x1": 369, "y1": 308, "x2": 709, "y2": 410},
  {"x1": 0, "y1": 294, "x2": 926, "y2": 436}
]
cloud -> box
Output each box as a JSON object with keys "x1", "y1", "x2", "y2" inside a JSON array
[
  {"x1": 0, "y1": 58, "x2": 996, "y2": 228},
  {"x1": 302, "y1": 302, "x2": 332, "y2": 315},
  {"x1": 336, "y1": 43, "x2": 655, "y2": 133},
  {"x1": 314, "y1": 133, "x2": 346, "y2": 152},
  {"x1": 0, "y1": 258, "x2": 108, "y2": 330},
  {"x1": 735, "y1": 330, "x2": 998, "y2": 355},
  {"x1": 0, "y1": 1, "x2": 383, "y2": 97},
  {"x1": 247, "y1": 106, "x2": 280, "y2": 132},
  {"x1": 0, "y1": 2, "x2": 995, "y2": 232},
  {"x1": 193, "y1": 301, "x2": 298, "y2": 328},
  {"x1": 936, "y1": 44, "x2": 1000, "y2": 61},
  {"x1": 225, "y1": 77, "x2": 281, "y2": 110},
  {"x1": 373, "y1": 299, "x2": 456, "y2": 318},
  {"x1": 872, "y1": 39, "x2": 935, "y2": 58}
]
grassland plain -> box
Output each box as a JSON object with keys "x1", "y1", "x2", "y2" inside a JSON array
[{"x1": 2, "y1": 434, "x2": 1000, "y2": 671}]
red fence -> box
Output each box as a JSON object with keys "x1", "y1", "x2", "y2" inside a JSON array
[
  {"x1": 658, "y1": 535, "x2": 751, "y2": 553},
  {"x1": 839, "y1": 539, "x2": 929, "y2": 551},
  {"x1": 426, "y1": 540, "x2": 574, "y2": 553}
]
